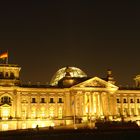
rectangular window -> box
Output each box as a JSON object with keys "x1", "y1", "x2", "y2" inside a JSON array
[
  {"x1": 41, "y1": 98, "x2": 45, "y2": 103},
  {"x1": 58, "y1": 98, "x2": 63, "y2": 103},
  {"x1": 123, "y1": 98, "x2": 127, "y2": 103},
  {"x1": 32, "y1": 98, "x2": 36, "y2": 103},
  {"x1": 117, "y1": 98, "x2": 120, "y2": 103},
  {"x1": 137, "y1": 99, "x2": 140, "y2": 103},
  {"x1": 130, "y1": 99, "x2": 134, "y2": 103},
  {"x1": 50, "y1": 98, "x2": 54, "y2": 103}
]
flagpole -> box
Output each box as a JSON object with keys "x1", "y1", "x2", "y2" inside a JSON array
[{"x1": 6, "y1": 50, "x2": 8, "y2": 64}]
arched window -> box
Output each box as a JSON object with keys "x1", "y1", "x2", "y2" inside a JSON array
[
  {"x1": 58, "y1": 107, "x2": 63, "y2": 119},
  {"x1": 1, "y1": 96, "x2": 11, "y2": 105},
  {"x1": 49, "y1": 107, "x2": 55, "y2": 118}
]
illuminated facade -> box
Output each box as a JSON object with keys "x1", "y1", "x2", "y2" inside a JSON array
[{"x1": 0, "y1": 64, "x2": 140, "y2": 130}]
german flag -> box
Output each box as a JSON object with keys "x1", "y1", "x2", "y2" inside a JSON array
[{"x1": 0, "y1": 52, "x2": 8, "y2": 59}]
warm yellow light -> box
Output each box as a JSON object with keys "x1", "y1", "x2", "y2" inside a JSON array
[
  {"x1": 58, "y1": 107, "x2": 62, "y2": 119},
  {"x1": 32, "y1": 123, "x2": 37, "y2": 128},
  {"x1": 2, "y1": 124, "x2": 8, "y2": 131},
  {"x1": 50, "y1": 122, "x2": 55, "y2": 127},
  {"x1": 41, "y1": 123, "x2": 45, "y2": 127},
  {"x1": 49, "y1": 107, "x2": 55, "y2": 118},
  {"x1": 22, "y1": 123, "x2": 27, "y2": 129},
  {"x1": 86, "y1": 106, "x2": 88, "y2": 113},
  {"x1": 2, "y1": 108, "x2": 10, "y2": 120}
]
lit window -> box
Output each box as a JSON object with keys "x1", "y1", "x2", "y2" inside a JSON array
[
  {"x1": 49, "y1": 107, "x2": 55, "y2": 118},
  {"x1": 2, "y1": 108, "x2": 10, "y2": 120},
  {"x1": 22, "y1": 110, "x2": 26, "y2": 118},
  {"x1": 31, "y1": 108, "x2": 36, "y2": 118},
  {"x1": 2, "y1": 124, "x2": 8, "y2": 131},
  {"x1": 22, "y1": 123, "x2": 26, "y2": 129},
  {"x1": 58, "y1": 107, "x2": 62, "y2": 119},
  {"x1": 41, "y1": 111, "x2": 45, "y2": 118},
  {"x1": 40, "y1": 107, "x2": 45, "y2": 118}
]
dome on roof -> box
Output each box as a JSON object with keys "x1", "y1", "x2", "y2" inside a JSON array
[{"x1": 50, "y1": 66, "x2": 87, "y2": 86}]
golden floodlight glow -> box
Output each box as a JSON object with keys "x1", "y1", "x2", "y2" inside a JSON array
[
  {"x1": 1, "y1": 64, "x2": 140, "y2": 131},
  {"x1": 2, "y1": 124, "x2": 8, "y2": 131}
]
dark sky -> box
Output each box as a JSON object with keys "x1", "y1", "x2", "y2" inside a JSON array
[{"x1": 0, "y1": 1, "x2": 140, "y2": 86}]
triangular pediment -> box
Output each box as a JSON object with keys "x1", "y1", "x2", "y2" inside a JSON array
[
  {"x1": 72, "y1": 77, "x2": 118, "y2": 89},
  {"x1": 1, "y1": 104, "x2": 11, "y2": 107}
]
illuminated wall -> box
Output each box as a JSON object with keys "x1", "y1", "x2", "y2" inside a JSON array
[{"x1": 0, "y1": 64, "x2": 140, "y2": 131}]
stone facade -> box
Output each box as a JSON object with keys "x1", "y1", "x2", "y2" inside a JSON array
[{"x1": 0, "y1": 64, "x2": 140, "y2": 130}]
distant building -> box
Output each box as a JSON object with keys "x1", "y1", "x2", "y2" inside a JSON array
[{"x1": 0, "y1": 63, "x2": 140, "y2": 130}]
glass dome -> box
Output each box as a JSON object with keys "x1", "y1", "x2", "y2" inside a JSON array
[{"x1": 50, "y1": 66, "x2": 87, "y2": 86}]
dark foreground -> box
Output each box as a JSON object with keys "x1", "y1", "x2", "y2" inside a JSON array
[{"x1": 1, "y1": 128, "x2": 140, "y2": 140}]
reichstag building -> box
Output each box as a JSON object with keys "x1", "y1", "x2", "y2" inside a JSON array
[{"x1": 0, "y1": 63, "x2": 140, "y2": 130}]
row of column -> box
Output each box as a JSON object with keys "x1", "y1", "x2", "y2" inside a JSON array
[
  {"x1": 118, "y1": 95, "x2": 140, "y2": 116},
  {"x1": 69, "y1": 91, "x2": 116, "y2": 120}
]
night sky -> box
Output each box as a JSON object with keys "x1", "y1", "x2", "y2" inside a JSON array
[{"x1": 0, "y1": 1, "x2": 140, "y2": 86}]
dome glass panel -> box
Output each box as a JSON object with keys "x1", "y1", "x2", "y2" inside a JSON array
[{"x1": 50, "y1": 67, "x2": 87, "y2": 86}]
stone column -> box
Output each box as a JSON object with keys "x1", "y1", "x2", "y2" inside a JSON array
[
  {"x1": 112, "y1": 94, "x2": 117, "y2": 116},
  {"x1": 91, "y1": 92, "x2": 93, "y2": 116},
  {"x1": 83, "y1": 93, "x2": 86, "y2": 116},
  {"x1": 56, "y1": 95, "x2": 58, "y2": 118},
  {"x1": 93, "y1": 93, "x2": 97, "y2": 115},
  {"x1": 96, "y1": 94, "x2": 98, "y2": 117},
  {"x1": 109, "y1": 94, "x2": 116, "y2": 118},
  {"x1": 134, "y1": 96, "x2": 137, "y2": 115},
  {"x1": 128, "y1": 96, "x2": 130, "y2": 116},
  {"x1": 98, "y1": 92, "x2": 103, "y2": 117},
  {"x1": 65, "y1": 92, "x2": 71, "y2": 117},
  {"x1": 120, "y1": 95, "x2": 123, "y2": 116},
  {"x1": 101, "y1": 92, "x2": 106, "y2": 116},
  {"x1": 28, "y1": 95, "x2": 31, "y2": 118},
  {"x1": 79, "y1": 94, "x2": 83, "y2": 117},
  {"x1": 11, "y1": 100, "x2": 15, "y2": 118},
  {"x1": 16, "y1": 91, "x2": 21, "y2": 118}
]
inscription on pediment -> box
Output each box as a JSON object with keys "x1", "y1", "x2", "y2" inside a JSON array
[
  {"x1": 84, "y1": 80, "x2": 106, "y2": 88},
  {"x1": 72, "y1": 77, "x2": 118, "y2": 91}
]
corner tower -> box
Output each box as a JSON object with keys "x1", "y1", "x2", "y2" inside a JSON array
[{"x1": 0, "y1": 64, "x2": 21, "y2": 86}]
